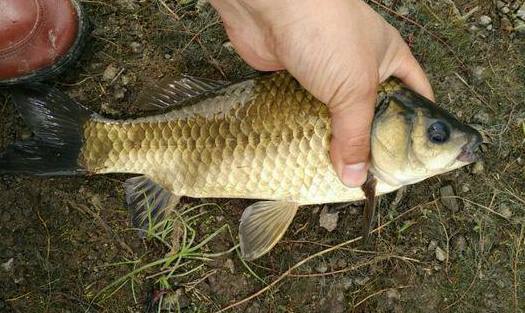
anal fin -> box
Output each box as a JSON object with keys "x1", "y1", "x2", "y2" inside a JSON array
[
  {"x1": 239, "y1": 201, "x2": 299, "y2": 260},
  {"x1": 124, "y1": 175, "x2": 180, "y2": 233}
]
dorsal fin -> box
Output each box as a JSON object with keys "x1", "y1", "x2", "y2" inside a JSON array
[{"x1": 136, "y1": 75, "x2": 230, "y2": 112}]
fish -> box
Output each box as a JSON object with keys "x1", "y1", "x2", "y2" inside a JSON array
[{"x1": 0, "y1": 72, "x2": 482, "y2": 260}]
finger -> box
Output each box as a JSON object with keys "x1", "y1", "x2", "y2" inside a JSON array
[
  {"x1": 329, "y1": 81, "x2": 377, "y2": 187},
  {"x1": 392, "y1": 48, "x2": 435, "y2": 101}
]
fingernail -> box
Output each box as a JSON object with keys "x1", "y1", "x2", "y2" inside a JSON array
[{"x1": 342, "y1": 162, "x2": 367, "y2": 187}]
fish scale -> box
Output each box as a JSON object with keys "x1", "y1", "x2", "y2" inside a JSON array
[{"x1": 79, "y1": 73, "x2": 363, "y2": 204}]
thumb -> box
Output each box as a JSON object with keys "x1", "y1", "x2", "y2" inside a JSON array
[{"x1": 329, "y1": 81, "x2": 377, "y2": 187}]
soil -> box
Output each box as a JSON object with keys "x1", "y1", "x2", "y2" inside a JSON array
[{"x1": 1, "y1": 1, "x2": 524, "y2": 312}]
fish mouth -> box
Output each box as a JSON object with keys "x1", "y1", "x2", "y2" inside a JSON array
[{"x1": 457, "y1": 132, "x2": 483, "y2": 163}]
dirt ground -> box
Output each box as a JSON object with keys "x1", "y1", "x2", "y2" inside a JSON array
[{"x1": 0, "y1": 0, "x2": 524, "y2": 312}]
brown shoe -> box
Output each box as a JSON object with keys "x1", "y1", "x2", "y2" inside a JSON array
[{"x1": 0, "y1": 0, "x2": 89, "y2": 85}]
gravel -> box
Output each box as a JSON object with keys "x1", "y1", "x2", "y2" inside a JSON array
[
  {"x1": 440, "y1": 185, "x2": 460, "y2": 213},
  {"x1": 102, "y1": 64, "x2": 119, "y2": 82},
  {"x1": 435, "y1": 246, "x2": 447, "y2": 262},
  {"x1": 319, "y1": 206, "x2": 339, "y2": 232},
  {"x1": 471, "y1": 161, "x2": 485, "y2": 174},
  {"x1": 479, "y1": 15, "x2": 492, "y2": 26}
]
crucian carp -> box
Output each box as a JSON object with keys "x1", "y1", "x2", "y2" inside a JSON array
[{"x1": 0, "y1": 72, "x2": 482, "y2": 260}]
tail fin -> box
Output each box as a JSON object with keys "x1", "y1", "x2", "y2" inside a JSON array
[{"x1": 0, "y1": 84, "x2": 93, "y2": 175}]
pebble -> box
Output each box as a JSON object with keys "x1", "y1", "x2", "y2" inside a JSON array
[
  {"x1": 473, "y1": 110, "x2": 490, "y2": 124},
  {"x1": 386, "y1": 288, "x2": 401, "y2": 302},
  {"x1": 355, "y1": 276, "x2": 370, "y2": 286},
  {"x1": 319, "y1": 206, "x2": 339, "y2": 232},
  {"x1": 453, "y1": 235, "x2": 467, "y2": 253},
  {"x1": 461, "y1": 184, "x2": 470, "y2": 193},
  {"x1": 517, "y1": 3, "x2": 525, "y2": 20},
  {"x1": 1, "y1": 258, "x2": 14, "y2": 272},
  {"x1": 486, "y1": 24, "x2": 493, "y2": 31},
  {"x1": 440, "y1": 185, "x2": 459, "y2": 213},
  {"x1": 113, "y1": 87, "x2": 126, "y2": 100},
  {"x1": 315, "y1": 262, "x2": 328, "y2": 273},
  {"x1": 341, "y1": 277, "x2": 353, "y2": 290},
  {"x1": 479, "y1": 15, "x2": 492, "y2": 26},
  {"x1": 471, "y1": 161, "x2": 484, "y2": 174},
  {"x1": 501, "y1": 6, "x2": 510, "y2": 14},
  {"x1": 224, "y1": 258, "x2": 235, "y2": 274},
  {"x1": 435, "y1": 246, "x2": 447, "y2": 262},
  {"x1": 496, "y1": 1, "x2": 505, "y2": 9},
  {"x1": 428, "y1": 240, "x2": 438, "y2": 252},
  {"x1": 102, "y1": 64, "x2": 119, "y2": 82},
  {"x1": 130, "y1": 41, "x2": 143, "y2": 54},
  {"x1": 397, "y1": 6, "x2": 410, "y2": 16},
  {"x1": 498, "y1": 206, "x2": 513, "y2": 219},
  {"x1": 469, "y1": 25, "x2": 480, "y2": 32}
]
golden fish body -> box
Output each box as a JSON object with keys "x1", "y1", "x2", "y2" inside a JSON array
[{"x1": 81, "y1": 73, "x2": 388, "y2": 204}]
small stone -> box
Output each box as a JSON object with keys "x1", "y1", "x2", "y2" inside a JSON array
[
  {"x1": 435, "y1": 246, "x2": 447, "y2": 262},
  {"x1": 1, "y1": 258, "x2": 14, "y2": 272},
  {"x1": 517, "y1": 3, "x2": 525, "y2": 20},
  {"x1": 499, "y1": 206, "x2": 513, "y2": 219},
  {"x1": 397, "y1": 6, "x2": 410, "y2": 16},
  {"x1": 337, "y1": 258, "x2": 347, "y2": 269},
  {"x1": 319, "y1": 206, "x2": 339, "y2": 232},
  {"x1": 479, "y1": 15, "x2": 492, "y2": 26},
  {"x1": 440, "y1": 185, "x2": 459, "y2": 213},
  {"x1": 501, "y1": 6, "x2": 510, "y2": 14},
  {"x1": 355, "y1": 276, "x2": 370, "y2": 286},
  {"x1": 315, "y1": 262, "x2": 328, "y2": 273},
  {"x1": 496, "y1": 1, "x2": 505, "y2": 9},
  {"x1": 486, "y1": 24, "x2": 493, "y2": 31},
  {"x1": 453, "y1": 235, "x2": 467, "y2": 253},
  {"x1": 341, "y1": 277, "x2": 353, "y2": 290},
  {"x1": 474, "y1": 110, "x2": 491, "y2": 124},
  {"x1": 469, "y1": 25, "x2": 480, "y2": 32},
  {"x1": 113, "y1": 87, "x2": 126, "y2": 100},
  {"x1": 222, "y1": 41, "x2": 235, "y2": 52},
  {"x1": 472, "y1": 66, "x2": 485, "y2": 82},
  {"x1": 121, "y1": 75, "x2": 130, "y2": 86},
  {"x1": 102, "y1": 64, "x2": 119, "y2": 82},
  {"x1": 130, "y1": 41, "x2": 143, "y2": 54},
  {"x1": 386, "y1": 288, "x2": 401, "y2": 302},
  {"x1": 461, "y1": 184, "x2": 470, "y2": 193},
  {"x1": 471, "y1": 161, "x2": 484, "y2": 174},
  {"x1": 428, "y1": 240, "x2": 438, "y2": 252},
  {"x1": 224, "y1": 258, "x2": 235, "y2": 274}
]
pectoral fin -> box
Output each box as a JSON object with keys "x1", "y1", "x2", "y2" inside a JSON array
[
  {"x1": 239, "y1": 201, "x2": 299, "y2": 260},
  {"x1": 124, "y1": 175, "x2": 180, "y2": 233},
  {"x1": 361, "y1": 174, "x2": 378, "y2": 242}
]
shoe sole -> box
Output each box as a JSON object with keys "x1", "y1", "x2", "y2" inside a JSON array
[{"x1": 0, "y1": 0, "x2": 90, "y2": 86}]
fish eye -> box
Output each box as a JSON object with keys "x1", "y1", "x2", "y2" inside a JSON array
[{"x1": 427, "y1": 121, "x2": 450, "y2": 144}]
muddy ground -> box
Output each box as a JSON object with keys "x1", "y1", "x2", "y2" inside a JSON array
[{"x1": 1, "y1": 0, "x2": 524, "y2": 312}]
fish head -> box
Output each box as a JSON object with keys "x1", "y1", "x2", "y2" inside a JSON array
[{"x1": 370, "y1": 86, "x2": 482, "y2": 187}]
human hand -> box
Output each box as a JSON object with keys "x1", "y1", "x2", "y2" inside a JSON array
[{"x1": 209, "y1": 0, "x2": 434, "y2": 187}]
